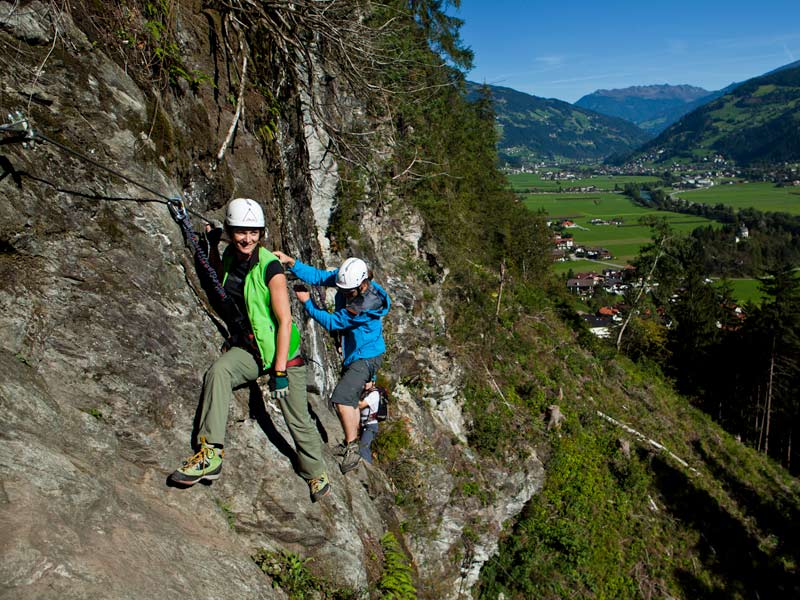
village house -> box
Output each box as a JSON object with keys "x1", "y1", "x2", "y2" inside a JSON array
[
  {"x1": 567, "y1": 278, "x2": 595, "y2": 297},
  {"x1": 553, "y1": 235, "x2": 574, "y2": 250},
  {"x1": 582, "y1": 315, "x2": 614, "y2": 338},
  {"x1": 552, "y1": 248, "x2": 568, "y2": 262},
  {"x1": 585, "y1": 247, "x2": 612, "y2": 260}
]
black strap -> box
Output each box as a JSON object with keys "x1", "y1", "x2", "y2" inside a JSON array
[{"x1": 168, "y1": 200, "x2": 250, "y2": 341}]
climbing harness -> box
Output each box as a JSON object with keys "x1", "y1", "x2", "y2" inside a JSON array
[{"x1": 1, "y1": 111, "x2": 249, "y2": 342}]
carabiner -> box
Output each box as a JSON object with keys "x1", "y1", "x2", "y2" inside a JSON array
[{"x1": 167, "y1": 197, "x2": 188, "y2": 222}]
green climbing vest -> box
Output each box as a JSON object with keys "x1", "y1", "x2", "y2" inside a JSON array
[{"x1": 222, "y1": 246, "x2": 301, "y2": 370}]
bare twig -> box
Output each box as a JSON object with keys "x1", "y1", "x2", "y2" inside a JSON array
[
  {"x1": 616, "y1": 235, "x2": 670, "y2": 351},
  {"x1": 483, "y1": 362, "x2": 512, "y2": 409},
  {"x1": 27, "y1": 0, "x2": 64, "y2": 112},
  {"x1": 495, "y1": 260, "x2": 506, "y2": 318}
]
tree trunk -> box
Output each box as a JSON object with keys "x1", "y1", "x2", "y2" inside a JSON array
[
  {"x1": 765, "y1": 338, "x2": 776, "y2": 455},
  {"x1": 757, "y1": 386, "x2": 766, "y2": 452}
]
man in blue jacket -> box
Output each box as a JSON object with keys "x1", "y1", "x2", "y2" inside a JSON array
[{"x1": 273, "y1": 252, "x2": 390, "y2": 474}]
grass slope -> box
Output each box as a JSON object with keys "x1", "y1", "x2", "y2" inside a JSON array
[{"x1": 473, "y1": 300, "x2": 800, "y2": 599}]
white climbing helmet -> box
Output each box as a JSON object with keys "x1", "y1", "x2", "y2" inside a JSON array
[
  {"x1": 225, "y1": 198, "x2": 265, "y2": 228},
  {"x1": 336, "y1": 257, "x2": 369, "y2": 290}
]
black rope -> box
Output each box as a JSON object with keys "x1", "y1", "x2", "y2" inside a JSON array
[
  {"x1": 1, "y1": 121, "x2": 210, "y2": 223},
  {"x1": 170, "y1": 203, "x2": 229, "y2": 304},
  {"x1": 34, "y1": 131, "x2": 212, "y2": 223},
  {"x1": 2, "y1": 115, "x2": 251, "y2": 344},
  {"x1": 169, "y1": 201, "x2": 253, "y2": 346}
]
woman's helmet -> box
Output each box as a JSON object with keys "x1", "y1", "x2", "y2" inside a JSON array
[
  {"x1": 336, "y1": 257, "x2": 369, "y2": 290},
  {"x1": 225, "y1": 198, "x2": 265, "y2": 228}
]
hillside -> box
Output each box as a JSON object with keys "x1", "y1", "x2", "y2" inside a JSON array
[
  {"x1": 632, "y1": 64, "x2": 800, "y2": 164},
  {"x1": 575, "y1": 84, "x2": 728, "y2": 134},
  {"x1": 1, "y1": 3, "x2": 799, "y2": 600},
  {"x1": 467, "y1": 82, "x2": 651, "y2": 164}
]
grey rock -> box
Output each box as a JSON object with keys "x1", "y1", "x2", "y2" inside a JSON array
[{"x1": 0, "y1": 5, "x2": 546, "y2": 599}]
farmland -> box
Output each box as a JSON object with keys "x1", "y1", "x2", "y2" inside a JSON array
[
  {"x1": 508, "y1": 173, "x2": 659, "y2": 192},
  {"x1": 510, "y1": 175, "x2": 779, "y2": 304},
  {"x1": 717, "y1": 278, "x2": 766, "y2": 305},
  {"x1": 516, "y1": 187, "x2": 714, "y2": 264},
  {"x1": 674, "y1": 182, "x2": 800, "y2": 215}
]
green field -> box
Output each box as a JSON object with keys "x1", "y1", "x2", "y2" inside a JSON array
[
  {"x1": 508, "y1": 173, "x2": 659, "y2": 192},
  {"x1": 675, "y1": 182, "x2": 800, "y2": 215},
  {"x1": 519, "y1": 190, "x2": 715, "y2": 264},
  {"x1": 714, "y1": 278, "x2": 765, "y2": 305}
]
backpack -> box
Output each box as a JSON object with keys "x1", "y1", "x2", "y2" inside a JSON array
[
  {"x1": 362, "y1": 385, "x2": 389, "y2": 422},
  {"x1": 375, "y1": 386, "x2": 389, "y2": 422}
]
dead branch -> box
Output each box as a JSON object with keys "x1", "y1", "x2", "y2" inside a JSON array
[
  {"x1": 597, "y1": 410, "x2": 699, "y2": 474},
  {"x1": 483, "y1": 362, "x2": 512, "y2": 409},
  {"x1": 27, "y1": 0, "x2": 64, "y2": 112},
  {"x1": 216, "y1": 41, "x2": 248, "y2": 164}
]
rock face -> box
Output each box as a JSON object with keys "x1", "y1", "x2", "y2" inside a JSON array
[{"x1": 0, "y1": 3, "x2": 544, "y2": 598}]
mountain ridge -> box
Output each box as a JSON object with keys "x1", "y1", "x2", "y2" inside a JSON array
[
  {"x1": 467, "y1": 81, "x2": 651, "y2": 164},
  {"x1": 575, "y1": 83, "x2": 730, "y2": 134},
  {"x1": 630, "y1": 63, "x2": 800, "y2": 165}
]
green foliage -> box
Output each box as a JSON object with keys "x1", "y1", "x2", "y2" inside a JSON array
[
  {"x1": 373, "y1": 418, "x2": 412, "y2": 463},
  {"x1": 141, "y1": 0, "x2": 211, "y2": 89},
  {"x1": 464, "y1": 385, "x2": 513, "y2": 457},
  {"x1": 478, "y1": 428, "x2": 656, "y2": 599},
  {"x1": 254, "y1": 549, "x2": 317, "y2": 599},
  {"x1": 327, "y1": 167, "x2": 366, "y2": 252},
  {"x1": 253, "y1": 548, "x2": 358, "y2": 600},
  {"x1": 253, "y1": 85, "x2": 281, "y2": 145},
  {"x1": 378, "y1": 532, "x2": 417, "y2": 599},
  {"x1": 85, "y1": 407, "x2": 103, "y2": 420}
]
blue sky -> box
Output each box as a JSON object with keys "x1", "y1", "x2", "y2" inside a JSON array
[{"x1": 451, "y1": 0, "x2": 800, "y2": 102}]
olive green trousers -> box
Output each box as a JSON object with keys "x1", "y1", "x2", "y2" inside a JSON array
[{"x1": 195, "y1": 347, "x2": 326, "y2": 480}]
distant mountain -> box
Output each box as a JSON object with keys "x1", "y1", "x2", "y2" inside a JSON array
[
  {"x1": 630, "y1": 63, "x2": 800, "y2": 165},
  {"x1": 467, "y1": 82, "x2": 651, "y2": 165},
  {"x1": 575, "y1": 84, "x2": 730, "y2": 134}
]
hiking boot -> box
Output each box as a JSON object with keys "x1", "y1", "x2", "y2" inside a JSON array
[
  {"x1": 332, "y1": 441, "x2": 348, "y2": 457},
  {"x1": 308, "y1": 472, "x2": 331, "y2": 503},
  {"x1": 340, "y1": 440, "x2": 361, "y2": 474},
  {"x1": 170, "y1": 437, "x2": 223, "y2": 486}
]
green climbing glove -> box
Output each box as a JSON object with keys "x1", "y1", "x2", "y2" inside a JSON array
[{"x1": 270, "y1": 371, "x2": 289, "y2": 400}]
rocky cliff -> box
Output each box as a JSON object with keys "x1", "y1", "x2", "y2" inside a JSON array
[{"x1": 0, "y1": 2, "x2": 543, "y2": 598}]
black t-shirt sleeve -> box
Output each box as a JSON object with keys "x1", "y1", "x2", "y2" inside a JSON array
[{"x1": 264, "y1": 260, "x2": 285, "y2": 285}]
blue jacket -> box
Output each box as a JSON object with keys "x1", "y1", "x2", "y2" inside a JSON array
[{"x1": 290, "y1": 260, "x2": 390, "y2": 366}]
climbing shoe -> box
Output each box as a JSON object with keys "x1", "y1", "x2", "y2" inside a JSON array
[
  {"x1": 169, "y1": 437, "x2": 223, "y2": 486},
  {"x1": 339, "y1": 440, "x2": 361, "y2": 474},
  {"x1": 307, "y1": 472, "x2": 331, "y2": 503}
]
